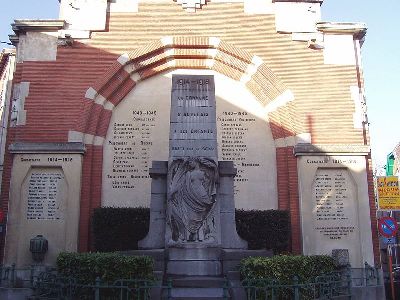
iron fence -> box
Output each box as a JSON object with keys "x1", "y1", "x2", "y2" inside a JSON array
[{"x1": 0, "y1": 263, "x2": 382, "y2": 300}]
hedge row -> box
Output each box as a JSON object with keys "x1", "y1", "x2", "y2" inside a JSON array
[
  {"x1": 92, "y1": 207, "x2": 149, "y2": 252},
  {"x1": 92, "y1": 207, "x2": 290, "y2": 253},
  {"x1": 240, "y1": 255, "x2": 337, "y2": 283},
  {"x1": 57, "y1": 252, "x2": 154, "y2": 284},
  {"x1": 235, "y1": 209, "x2": 290, "y2": 253}
]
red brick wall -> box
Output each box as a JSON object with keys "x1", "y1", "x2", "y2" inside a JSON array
[{"x1": 0, "y1": 2, "x2": 376, "y2": 257}]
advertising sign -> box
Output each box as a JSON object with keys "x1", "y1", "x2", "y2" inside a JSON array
[{"x1": 377, "y1": 176, "x2": 400, "y2": 210}]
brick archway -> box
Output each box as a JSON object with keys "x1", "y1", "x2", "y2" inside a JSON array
[{"x1": 72, "y1": 36, "x2": 301, "y2": 253}]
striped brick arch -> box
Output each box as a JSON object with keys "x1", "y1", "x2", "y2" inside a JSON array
[{"x1": 72, "y1": 36, "x2": 301, "y2": 253}]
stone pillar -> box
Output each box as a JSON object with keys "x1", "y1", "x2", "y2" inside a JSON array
[
  {"x1": 138, "y1": 161, "x2": 167, "y2": 249},
  {"x1": 219, "y1": 161, "x2": 247, "y2": 249}
]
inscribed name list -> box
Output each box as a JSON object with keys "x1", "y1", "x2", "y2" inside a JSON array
[
  {"x1": 312, "y1": 169, "x2": 357, "y2": 241},
  {"x1": 170, "y1": 75, "x2": 217, "y2": 160},
  {"x1": 27, "y1": 170, "x2": 64, "y2": 220}
]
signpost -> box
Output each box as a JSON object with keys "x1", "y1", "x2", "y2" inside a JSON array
[{"x1": 378, "y1": 217, "x2": 398, "y2": 238}]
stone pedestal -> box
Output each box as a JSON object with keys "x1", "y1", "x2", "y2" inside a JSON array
[
  {"x1": 219, "y1": 161, "x2": 247, "y2": 249},
  {"x1": 138, "y1": 161, "x2": 168, "y2": 249},
  {"x1": 167, "y1": 247, "x2": 221, "y2": 276}
]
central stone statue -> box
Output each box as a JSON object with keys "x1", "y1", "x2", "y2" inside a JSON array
[{"x1": 167, "y1": 157, "x2": 218, "y2": 243}]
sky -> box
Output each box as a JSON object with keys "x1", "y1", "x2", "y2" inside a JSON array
[{"x1": 0, "y1": 0, "x2": 399, "y2": 169}]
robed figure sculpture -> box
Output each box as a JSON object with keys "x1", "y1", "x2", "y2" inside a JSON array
[{"x1": 167, "y1": 157, "x2": 218, "y2": 244}]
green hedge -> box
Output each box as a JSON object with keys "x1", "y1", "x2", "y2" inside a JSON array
[
  {"x1": 57, "y1": 252, "x2": 154, "y2": 284},
  {"x1": 92, "y1": 207, "x2": 149, "y2": 252},
  {"x1": 240, "y1": 255, "x2": 336, "y2": 283},
  {"x1": 235, "y1": 209, "x2": 290, "y2": 253},
  {"x1": 92, "y1": 207, "x2": 290, "y2": 254}
]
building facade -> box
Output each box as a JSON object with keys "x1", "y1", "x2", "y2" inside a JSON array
[{"x1": 0, "y1": 0, "x2": 379, "y2": 268}]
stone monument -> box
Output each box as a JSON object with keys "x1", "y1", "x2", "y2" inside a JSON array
[{"x1": 139, "y1": 75, "x2": 250, "y2": 290}]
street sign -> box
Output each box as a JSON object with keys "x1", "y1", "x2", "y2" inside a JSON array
[
  {"x1": 382, "y1": 237, "x2": 397, "y2": 244},
  {"x1": 378, "y1": 217, "x2": 398, "y2": 238}
]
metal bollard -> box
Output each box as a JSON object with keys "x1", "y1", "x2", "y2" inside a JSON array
[
  {"x1": 95, "y1": 277, "x2": 101, "y2": 300},
  {"x1": 293, "y1": 276, "x2": 299, "y2": 300}
]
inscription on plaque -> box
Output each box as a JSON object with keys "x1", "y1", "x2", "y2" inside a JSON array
[
  {"x1": 217, "y1": 110, "x2": 257, "y2": 195},
  {"x1": 167, "y1": 75, "x2": 218, "y2": 244},
  {"x1": 102, "y1": 71, "x2": 277, "y2": 209},
  {"x1": 170, "y1": 75, "x2": 216, "y2": 160},
  {"x1": 312, "y1": 169, "x2": 357, "y2": 240},
  {"x1": 27, "y1": 170, "x2": 64, "y2": 220},
  {"x1": 105, "y1": 110, "x2": 157, "y2": 190}
]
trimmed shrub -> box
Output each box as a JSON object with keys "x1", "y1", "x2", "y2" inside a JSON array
[
  {"x1": 240, "y1": 255, "x2": 336, "y2": 283},
  {"x1": 235, "y1": 209, "x2": 290, "y2": 253},
  {"x1": 92, "y1": 207, "x2": 291, "y2": 254},
  {"x1": 57, "y1": 252, "x2": 154, "y2": 284},
  {"x1": 92, "y1": 207, "x2": 149, "y2": 252}
]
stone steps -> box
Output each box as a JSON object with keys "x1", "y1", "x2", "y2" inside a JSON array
[
  {"x1": 172, "y1": 276, "x2": 226, "y2": 288},
  {"x1": 169, "y1": 287, "x2": 227, "y2": 300},
  {"x1": 165, "y1": 275, "x2": 230, "y2": 299}
]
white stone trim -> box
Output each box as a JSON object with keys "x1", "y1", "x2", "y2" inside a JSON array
[
  {"x1": 167, "y1": 60, "x2": 176, "y2": 68},
  {"x1": 350, "y1": 85, "x2": 364, "y2": 129},
  {"x1": 93, "y1": 136, "x2": 105, "y2": 146},
  {"x1": 164, "y1": 48, "x2": 175, "y2": 57},
  {"x1": 10, "y1": 82, "x2": 29, "y2": 127},
  {"x1": 68, "y1": 130, "x2": 84, "y2": 143},
  {"x1": 205, "y1": 59, "x2": 214, "y2": 68},
  {"x1": 131, "y1": 73, "x2": 141, "y2": 83},
  {"x1": 274, "y1": 133, "x2": 311, "y2": 148},
  {"x1": 209, "y1": 37, "x2": 221, "y2": 48},
  {"x1": 94, "y1": 94, "x2": 107, "y2": 106},
  {"x1": 207, "y1": 49, "x2": 218, "y2": 58},
  {"x1": 108, "y1": 0, "x2": 138, "y2": 13},
  {"x1": 104, "y1": 101, "x2": 115, "y2": 111},
  {"x1": 244, "y1": 0, "x2": 274, "y2": 15},
  {"x1": 68, "y1": 131, "x2": 105, "y2": 145},
  {"x1": 240, "y1": 55, "x2": 263, "y2": 84},
  {"x1": 84, "y1": 87, "x2": 114, "y2": 110},
  {"x1": 117, "y1": 53, "x2": 130, "y2": 65},
  {"x1": 124, "y1": 64, "x2": 136, "y2": 74},
  {"x1": 83, "y1": 133, "x2": 95, "y2": 145},
  {"x1": 274, "y1": 136, "x2": 296, "y2": 148},
  {"x1": 264, "y1": 90, "x2": 295, "y2": 112},
  {"x1": 161, "y1": 36, "x2": 173, "y2": 47},
  {"x1": 85, "y1": 87, "x2": 98, "y2": 100},
  {"x1": 59, "y1": 30, "x2": 90, "y2": 39},
  {"x1": 296, "y1": 132, "x2": 311, "y2": 144}
]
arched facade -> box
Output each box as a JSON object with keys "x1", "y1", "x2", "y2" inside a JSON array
[{"x1": 70, "y1": 36, "x2": 302, "y2": 252}]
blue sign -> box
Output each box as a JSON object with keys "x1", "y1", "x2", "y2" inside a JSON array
[
  {"x1": 378, "y1": 217, "x2": 398, "y2": 238},
  {"x1": 383, "y1": 237, "x2": 397, "y2": 244}
]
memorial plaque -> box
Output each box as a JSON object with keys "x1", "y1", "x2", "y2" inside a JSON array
[
  {"x1": 299, "y1": 156, "x2": 374, "y2": 267},
  {"x1": 170, "y1": 75, "x2": 217, "y2": 160},
  {"x1": 102, "y1": 70, "x2": 277, "y2": 210},
  {"x1": 27, "y1": 169, "x2": 64, "y2": 220},
  {"x1": 102, "y1": 75, "x2": 171, "y2": 207},
  {"x1": 167, "y1": 75, "x2": 219, "y2": 245},
  {"x1": 312, "y1": 169, "x2": 357, "y2": 241}
]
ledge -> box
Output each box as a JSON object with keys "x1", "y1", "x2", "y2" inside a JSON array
[
  {"x1": 294, "y1": 144, "x2": 370, "y2": 156},
  {"x1": 316, "y1": 22, "x2": 367, "y2": 39},
  {"x1": 12, "y1": 20, "x2": 65, "y2": 34},
  {"x1": 9, "y1": 142, "x2": 86, "y2": 154}
]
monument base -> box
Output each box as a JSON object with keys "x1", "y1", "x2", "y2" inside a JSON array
[{"x1": 167, "y1": 247, "x2": 222, "y2": 276}]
